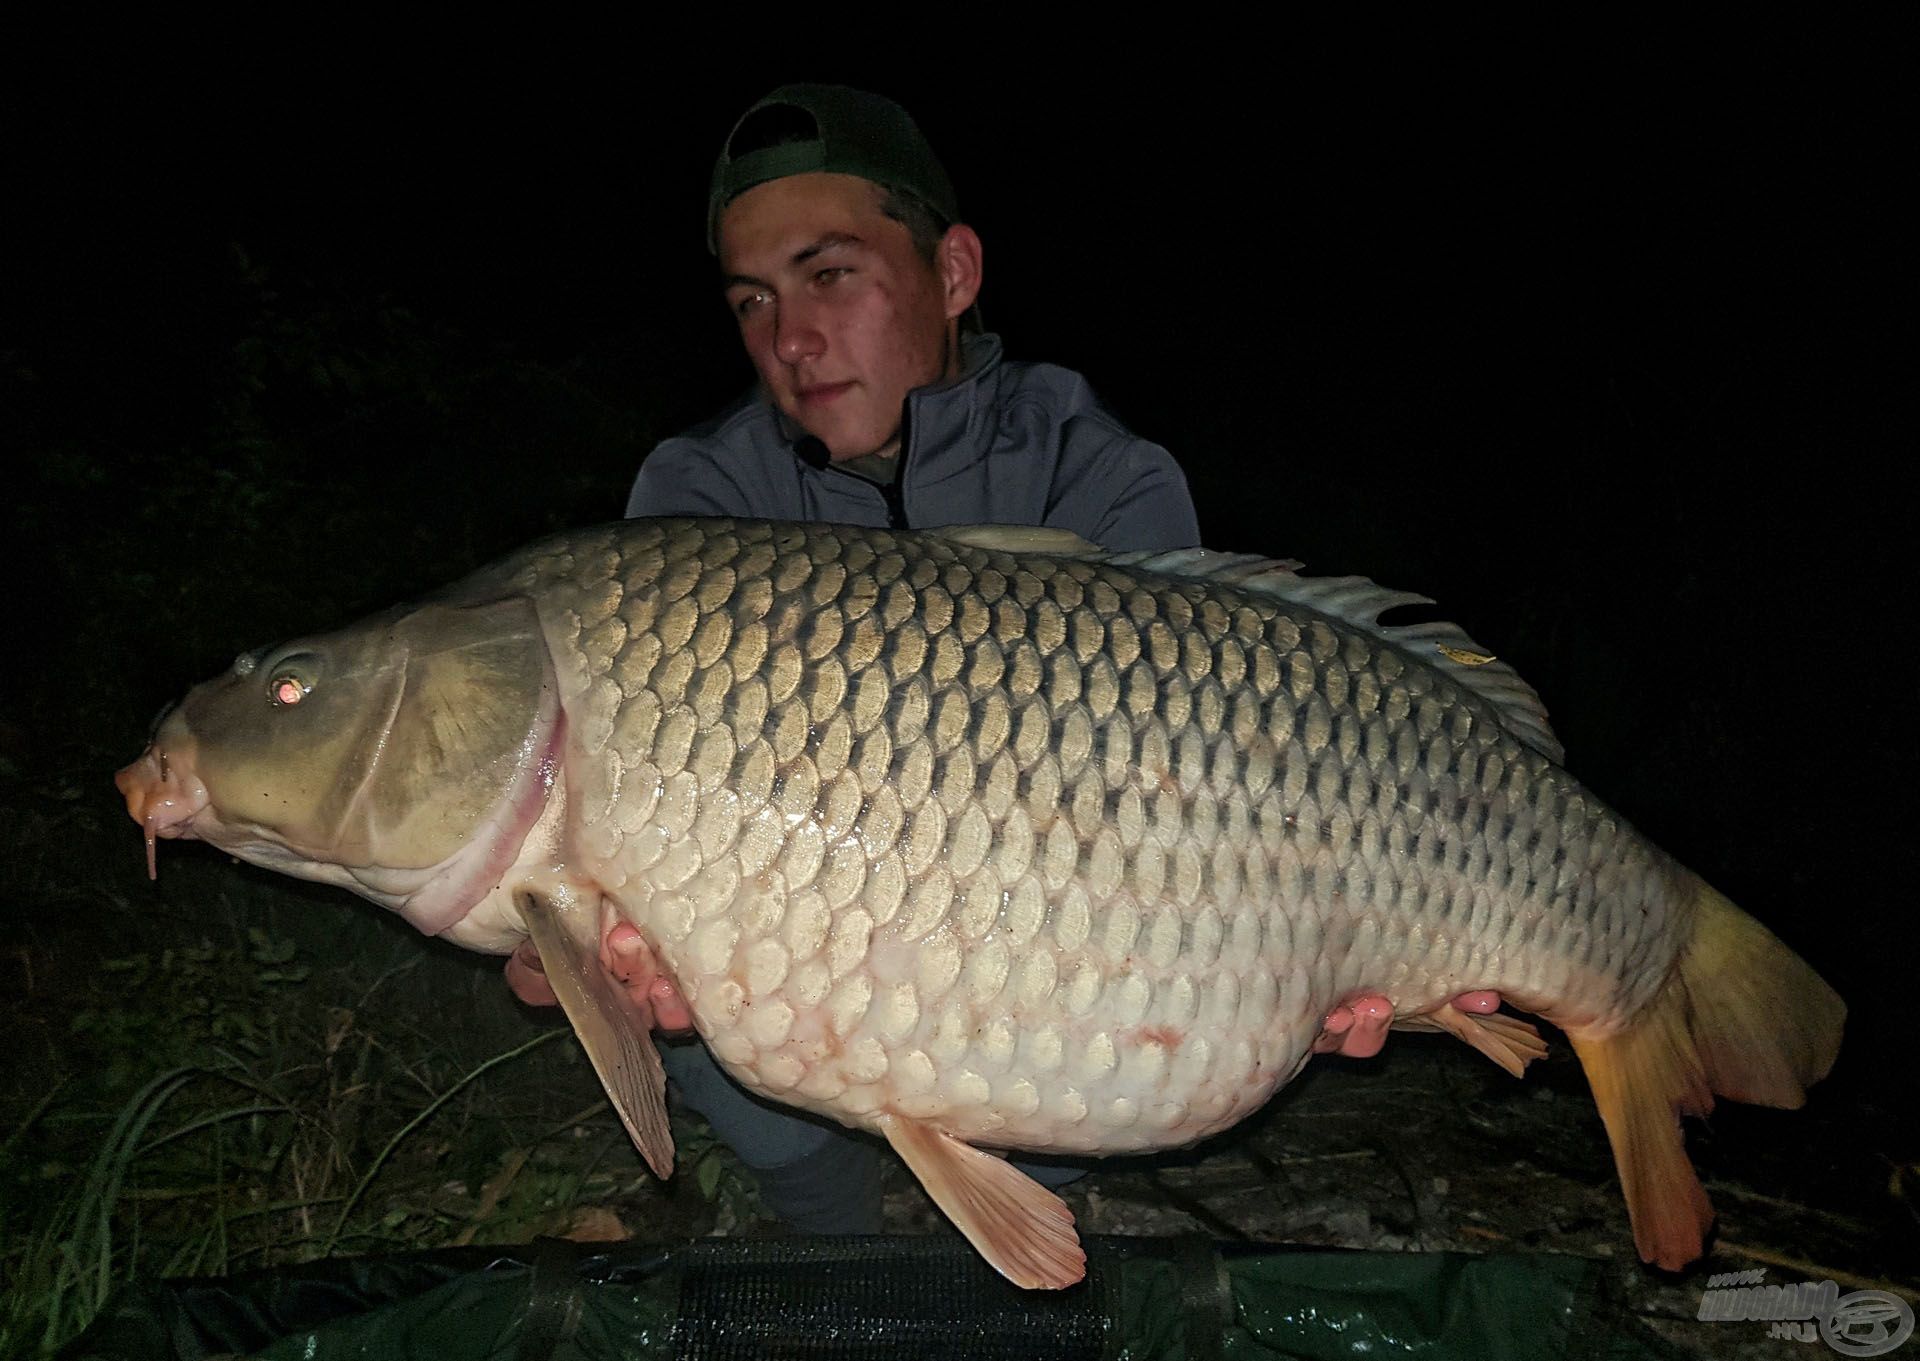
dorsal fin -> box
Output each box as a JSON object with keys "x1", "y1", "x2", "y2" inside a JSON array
[
  {"x1": 1104, "y1": 548, "x2": 1565, "y2": 764},
  {"x1": 934, "y1": 524, "x2": 1102, "y2": 556},
  {"x1": 925, "y1": 530, "x2": 1562, "y2": 763}
]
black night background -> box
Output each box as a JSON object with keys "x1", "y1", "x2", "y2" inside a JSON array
[{"x1": 2, "y1": 31, "x2": 1910, "y2": 1355}]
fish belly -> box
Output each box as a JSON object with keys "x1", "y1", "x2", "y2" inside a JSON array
[{"x1": 523, "y1": 521, "x2": 1689, "y2": 1154}]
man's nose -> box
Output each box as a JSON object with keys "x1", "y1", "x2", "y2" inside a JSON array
[{"x1": 774, "y1": 300, "x2": 826, "y2": 365}]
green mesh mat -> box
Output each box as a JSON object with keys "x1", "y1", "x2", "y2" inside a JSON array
[{"x1": 60, "y1": 1234, "x2": 1688, "y2": 1360}]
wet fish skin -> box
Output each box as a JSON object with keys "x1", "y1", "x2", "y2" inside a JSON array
[{"x1": 116, "y1": 517, "x2": 1844, "y2": 1286}]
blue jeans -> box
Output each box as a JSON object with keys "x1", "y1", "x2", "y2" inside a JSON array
[{"x1": 660, "y1": 1037, "x2": 1087, "y2": 1233}]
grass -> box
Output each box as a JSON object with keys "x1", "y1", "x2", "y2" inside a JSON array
[{"x1": 0, "y1": 795, "x2": 745, "y2": 1360}]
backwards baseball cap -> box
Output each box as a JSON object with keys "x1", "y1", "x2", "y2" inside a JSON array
[{"x1": 706, "y1": 84, "x2": 960, "y2": 253}]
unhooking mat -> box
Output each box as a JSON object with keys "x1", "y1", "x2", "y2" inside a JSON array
[{"x1": 59, "y1": 1233, "x2": 1689, "y2": 1360}]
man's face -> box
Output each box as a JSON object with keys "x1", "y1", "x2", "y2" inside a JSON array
[{"x1": 718, "y1": 172, "x2": 978, "y2": 462}]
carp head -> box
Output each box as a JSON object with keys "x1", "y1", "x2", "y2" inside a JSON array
[{"x1": 115, "y1": 594, "x2": 561, "y2": 939}]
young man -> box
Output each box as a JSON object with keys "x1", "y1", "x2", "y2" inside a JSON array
[
  {"x1": 624, "y1": 84, "x2": 1201, "y2": 552},
  {"x1": 519, "y1": 85, "x2": 1203, "y2": 1234}
]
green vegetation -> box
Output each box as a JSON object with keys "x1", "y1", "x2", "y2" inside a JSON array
[{"x1": 0, "y1": 829, "x2": 752, "y2": 1358}]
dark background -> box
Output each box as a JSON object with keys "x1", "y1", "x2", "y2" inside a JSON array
[{"x1": 5, "y1": 35, "x2": 1907, "y2": 1102}]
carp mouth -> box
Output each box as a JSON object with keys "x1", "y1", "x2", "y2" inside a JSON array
[
  {"x1": 114, "y1": 731, "x2": 211, "y2": 880},
  {"x1": 114, "y1": 734, "x2": 345, "y2": 886}
]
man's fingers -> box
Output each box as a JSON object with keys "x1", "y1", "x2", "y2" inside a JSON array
[
  {"x1": 605, "y1": 924, "x2": 695, "y2": 1033},
  {"x1": 648, "y1": 975, "x2": 695, "y2": 1032},
  {"x1": 505, "y1": 941, "x2": 560, "y2": 1007},
  {"x1": 513, "y1": 920, "x2": 692, "y2": 1032},
  {"x1": 603, "y1": 922, "x2": 648, "y2": 979},
  {"x1": 1310, "y1": 994, "x2": 1395, "y2": 1057}
]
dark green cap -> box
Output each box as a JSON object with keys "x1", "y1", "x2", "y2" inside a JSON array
[{"x1": 706, "y1": 84, "x2": 959, "y2": 253}]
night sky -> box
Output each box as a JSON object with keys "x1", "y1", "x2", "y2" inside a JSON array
[{"x1": 8, "y1": 37, "x2": 1908, "y2": 1096}]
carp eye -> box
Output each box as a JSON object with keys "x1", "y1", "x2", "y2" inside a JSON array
[{"x1": 267, "y1": 663, "x2": 316, "y2": 707}]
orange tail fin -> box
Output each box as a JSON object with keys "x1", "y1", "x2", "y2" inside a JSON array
[{"x1": 1565, "y1": 880, "x2": 1844, "y2": 1271}]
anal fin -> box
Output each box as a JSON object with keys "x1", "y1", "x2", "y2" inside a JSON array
[
  {"x1": 518, "y1": 891, "x2": 674, "y2": 1178},
  {"x1": 879, "y1": 1116, "x2": 1085, "y2": 1290},
  {"x1": 1404, "y1": 1005, "x2": 1550, "y2": 1078}
]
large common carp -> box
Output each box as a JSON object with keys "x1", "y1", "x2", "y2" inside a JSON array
[{"x1": 116, "y1": 518, "x2": 1843, "y2": 1288}]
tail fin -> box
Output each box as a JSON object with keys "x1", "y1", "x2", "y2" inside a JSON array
[{"x1": 1565, "y1": 880, "x2": 1844, "y2": 1271}]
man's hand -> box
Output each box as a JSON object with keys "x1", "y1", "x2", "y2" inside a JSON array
[
  {"x1": 506, "y1": 923, "x2": 694, "y2": 1033},
  {"x1": 1312, "y1": 993, "x2": 1395, "y2": 1058}
]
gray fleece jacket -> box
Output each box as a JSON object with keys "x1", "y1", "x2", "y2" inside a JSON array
[{"x1": 623, "y1": 334, "x2": 1200, "y2": 552}]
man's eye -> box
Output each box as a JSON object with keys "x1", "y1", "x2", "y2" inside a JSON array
[
  {"x1": 732, "y1": 290, "x2": 771, "y2": 318},
  {"x1": 813, "y1": 268, "x2": 850, "y2": 286}
]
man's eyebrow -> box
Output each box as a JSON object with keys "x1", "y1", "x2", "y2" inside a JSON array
[
  {"x1": 792, "y1": 232, "x2": 863, "y2": 264},
  {"x1": 722, "y1": 233, "x2": 866, "y2": 291}
]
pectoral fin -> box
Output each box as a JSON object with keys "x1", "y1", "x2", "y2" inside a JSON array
[
  {"x1": 878, "y1": 1115, "x2": 1084, "y2": 1290},
  {"x1": 518, "y1": 891, "x2": 674, "y2": 1178}
]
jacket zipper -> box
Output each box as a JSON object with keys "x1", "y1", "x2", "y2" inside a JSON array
[
  {"x1": 880, "y1": 479, "x2": 908, "y2": 530},
  {"x1": 885, "y1": 402, "x2": 914, "y2": 529},
  {"x1": 813, "y1": 462, "x2": 910, "y2": 530},
  {"x1": 797, "y1": 407, "x2": 913, "y2": 529}
]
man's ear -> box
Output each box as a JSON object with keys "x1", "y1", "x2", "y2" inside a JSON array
[{"x1": 937, "y1": 224, "x2": 984, "y2": 320}]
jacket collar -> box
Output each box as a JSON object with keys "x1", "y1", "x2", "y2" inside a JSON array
[{"x1": 776, "y1": 333, "x2": 1007, "y2": 478}]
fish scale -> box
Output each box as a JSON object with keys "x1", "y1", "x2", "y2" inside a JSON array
[
  {"x1": 118, "y1": 516, "x2": 1844, "y2": 1286},
  {"x1": 486, "y1": 520, "x2": 1671, "y2": 1152}
]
